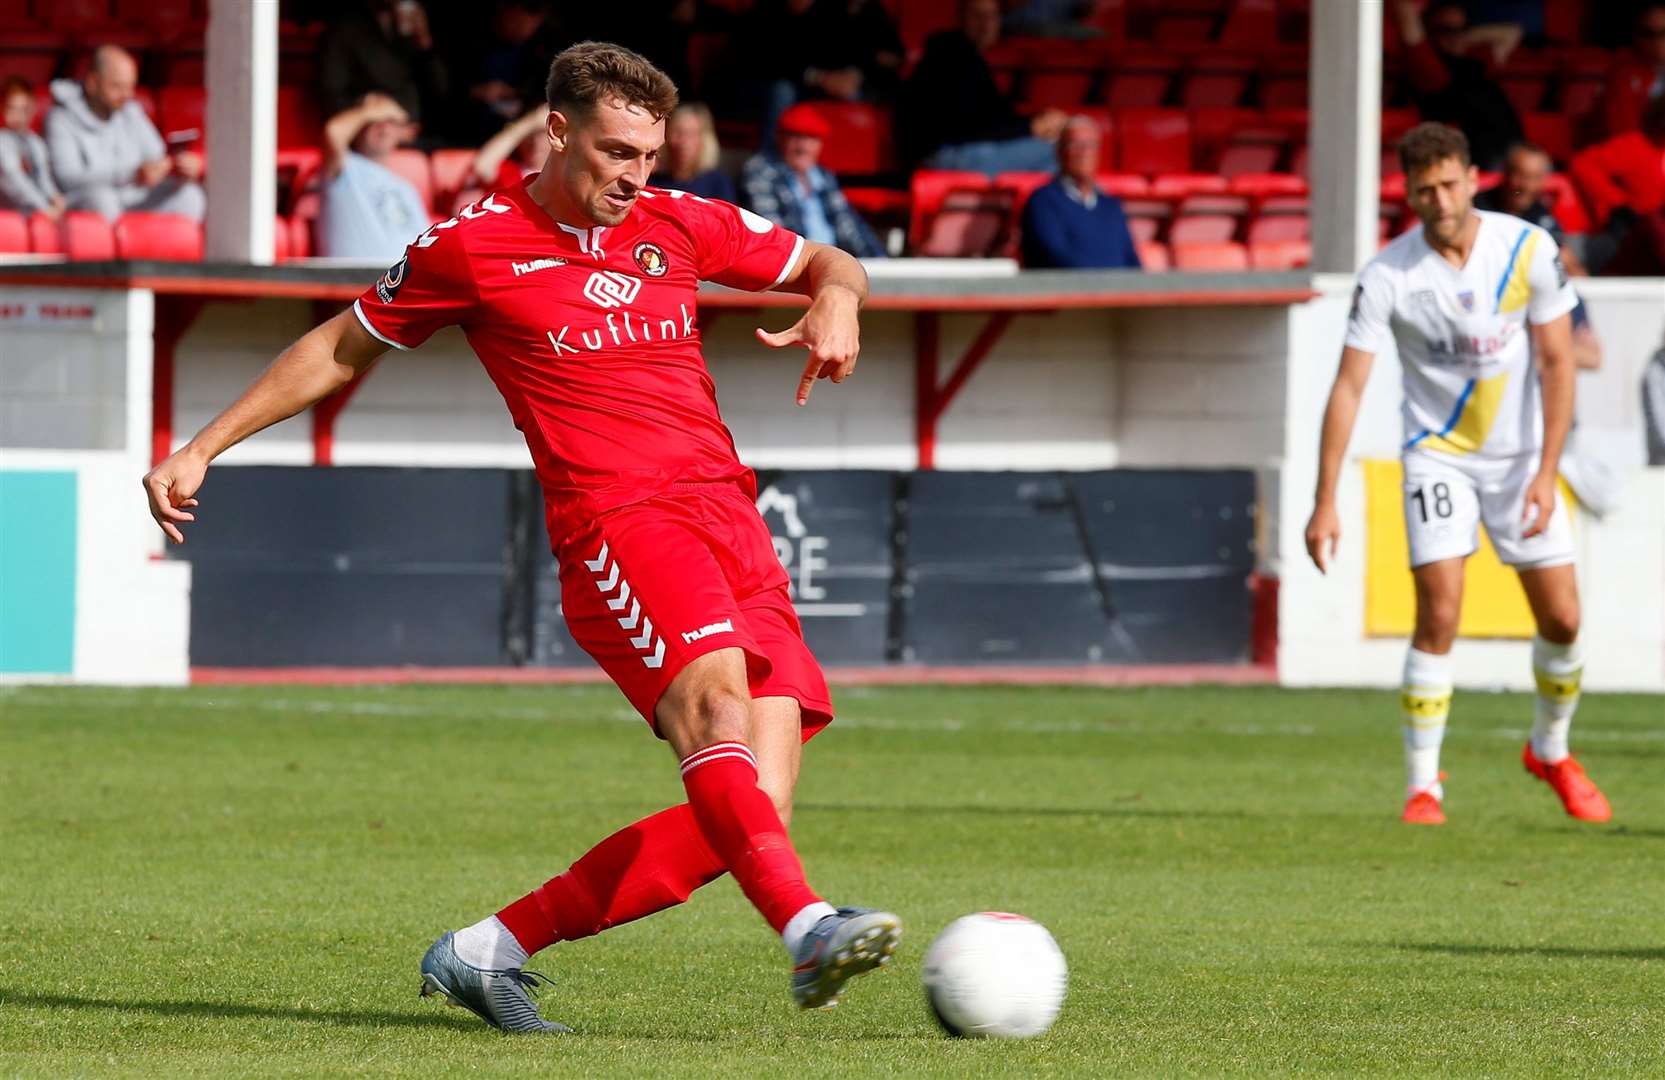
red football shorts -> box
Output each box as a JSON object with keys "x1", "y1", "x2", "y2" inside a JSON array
[{"x1": 556, "y1": 480, "x2": 833, "y2": 741}]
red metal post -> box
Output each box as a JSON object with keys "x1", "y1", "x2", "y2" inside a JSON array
[
  {"x1": 913, "y1": 310, "x2": 940, "y2": 469},
  {"x1": 150, "y1": 295, "x2": 206, "y2": 466}
]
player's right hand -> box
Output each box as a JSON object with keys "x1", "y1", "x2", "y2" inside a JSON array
[
  {"x1": 1305, "y1": 502, "x2": 1341, "y2": 574},
  {"x1": 142, "y1": 449, "x2": 206, "y2": 545}
]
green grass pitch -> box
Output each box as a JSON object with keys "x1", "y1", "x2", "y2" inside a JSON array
[{"x1": 2, "y1": 683, "x2": 1662, "y2": 1077}]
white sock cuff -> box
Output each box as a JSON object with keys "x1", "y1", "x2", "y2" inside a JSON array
[
  {"x1": 679, "y1": 741, "x2": 758, "y2": 777},
  {"x1": 1404, "y1": 647, "x2": 1453, "y2": 690},
  {"x1": 1532, "y1": 635, "x2": 1583, "y2": 674},
  {"x1": 781, "y1": 901, "x2": 838, "y2": 955}
]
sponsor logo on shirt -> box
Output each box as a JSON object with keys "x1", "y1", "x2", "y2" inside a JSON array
[
  {"x1": 1412, "y1": 289, "x2": 1438, "y2": 310},
  {"x1": 512, "y1": 257, "x2": 567, "y2": 277},
  {"x1": 375, "y1": 256, "x2": 408, "y2": 304},
  {"x1": 544, "y1": 303, "x2": 697, "y2": 356},
  {"x1": 582, "y1": 270, "x2": 642, "y2": 308},
  {"x1": 681, "y1": 619, "x2": 734, "y2": 645},
  {"x1": 634, "y1": 241, "x2": 669, "y2": 277},
  {"x1": 1427, "y1": 323, "x2": 1519, "y2": 362}
]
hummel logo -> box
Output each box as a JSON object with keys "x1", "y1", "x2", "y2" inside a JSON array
[
  {"x1": 681, "y1": 619, "x2": 734, "y2": 645},
  {"x1": 512, "y1": 257, "x2": 566, "y2": 277}
]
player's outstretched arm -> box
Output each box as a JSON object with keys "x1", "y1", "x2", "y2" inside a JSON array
[
  {"x1": 1524, "y1": 312, "x2": 1575, "y2": 539},
  {"x1": 1305, "y1": 346, "x2": 1376, "y2": 574},
  {"x1": 754, "y1": 240, "x2": 868, "y2": 407},
  {"x1": 141, "y1": 309, "x2": 388, "y2": 543}
]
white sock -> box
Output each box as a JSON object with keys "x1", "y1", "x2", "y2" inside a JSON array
[
  {"x1": 782, "y1": 901, "x2": 838, "y2": 956},
  {"x1": 1402, "y1": 647, "x2": 1453, "y2": 799},
  {"x1": 1531, "y1": 635, "x2": 1583, "y2": 763},
  {"x1": 451, "y1": 915, "x2": 529, "y2": 971}
]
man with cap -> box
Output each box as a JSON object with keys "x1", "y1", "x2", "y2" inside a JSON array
[{"x1": 740, "y1": 103, "x2": 884, "y2": 259}]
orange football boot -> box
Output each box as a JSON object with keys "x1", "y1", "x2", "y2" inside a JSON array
[
  {"x1": 1401, "y1": 774, "x2": 1446, "y2": 825},
  {"x1": 1522, "y1": 744, "x2": 1612, "y2": 822}
]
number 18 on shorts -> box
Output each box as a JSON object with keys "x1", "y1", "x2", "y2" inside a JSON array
[{"x1": 1401, "y1": 450, "x2": 1576, "y2": 570}]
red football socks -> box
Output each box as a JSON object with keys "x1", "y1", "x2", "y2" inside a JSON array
[
  {"x1": 679, "y1": 741, "x2": 822, "y2": 934},
  {"x1": 495, "y1": 804, "x2": 724, "y2": 954}
]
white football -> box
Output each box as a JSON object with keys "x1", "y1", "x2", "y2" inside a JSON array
[{"x1": 921, "y1": 912, "x2": 1068, "y2": 1038}]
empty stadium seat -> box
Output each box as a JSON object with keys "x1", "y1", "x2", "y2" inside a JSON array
[
  {"x1": 37, "y1": 0, "x2": 106, "y2": 27},
  {"x1": 115, "y1": 212, "x2": 203, "y2": 261},
  {"x1": 917, "y1": 189, "x2": 1014, "y2": 257},
  {"x1": 63, "y1": 211, "x2": 116, "y2": 260},
  {"x1": 1021, "y1": 68, "x2": 1097, "y2": 110},
  {"x1": 798, "y1": 101, "x2": 892, "y2": 175},
  {"x1": 1170, "y1": 213, "x2": 1238, "y2": 245},
  {"x1": 429, "y1": 148, "x2": 479, "y2": 211},
  {"x1": 909, "y1": 170, "x2": 992, "y2": 252},
  {"x1": 1249, "y1": 238, "x2": 1311, "y2": 268},
  {"x1": 289, "y1": 213, "x2": 312, "y2": 259},
  {"x1": 1219, "y1": 0, "x2": 1278, "y2": 47},
  {"x1": 995, "y1": 170, "x2": 1054, "y2": 209},
  {"x1": 277, "y1": 85, "x2": 322, "y2": 149},
  {"x1": 1105, "y1": 56, "x2": 1179, "y2": 108},
  {"x1": 1153, "y1": 13, "x2": 1217, "y2": 45},
  {"x1": 1136, "y1": 240, "x2": 1170, "y2": 270},
  {"x1": 1247, "y1": 210, "x2": 1309, "y2": 245},
  {"x1": 27, "y1": 212, "x2": 62, "y2": 254},
  {"x1": 273, "y1": 213, "x2": 291, "y2": 262},
  {"x1": 1125, "y1": 214, "x2": 1162, "y2": 245},
  {"x1": 1172, "y1": 240, "x2": 1249, "y2": 270},
  {"x1": 1150, "y1": 173, "x2": 1228, "y2": 199},
  {"x1": 0, "y1": 210, "x2": 26, "y2": 253},
  {"x1": 1216, "y1": 143, "x2": 1280, "y2": 177},
  {"x1": 1522, "y1": 112, "x2": 1572, "y2": 166},
  {"x1": 157, "y1": 85, "x2": 205, "y2": 147},
  {"x1": 1229, "y1": 172, "x2": 1308, "y2": 197},
  {"x1": 1095, "y1": 173, "x2": 1149, "y2": 197},
  {"x1": 1181, "y1": 55, "x2": 1254, "y2": 109},
  {"x1": 1116, "y1": 108, "x2": 1192, "y2": 175}
]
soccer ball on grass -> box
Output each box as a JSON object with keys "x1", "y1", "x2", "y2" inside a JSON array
[{"x1": 920, "y1": 912, "x2": 1067, "y2": 1038}]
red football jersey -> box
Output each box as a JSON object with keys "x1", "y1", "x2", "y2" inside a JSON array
[{"x1": 352, "y1": 180, "x2": 805, "y2": 549}]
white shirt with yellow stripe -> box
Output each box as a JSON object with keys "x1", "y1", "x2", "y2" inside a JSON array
[{"x1": 1345, "y1": 209, "x2": 1579, "y2": 462}]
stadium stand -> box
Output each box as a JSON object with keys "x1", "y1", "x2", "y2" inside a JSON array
[{"x1": 0, "y1": 0, "x2": 1641, "y2": 271}]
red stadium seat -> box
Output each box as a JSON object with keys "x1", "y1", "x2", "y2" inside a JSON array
[
  {"x1": 37, "y1": 0, "x2": 105, "y2": 27},
  {"x1": 1216, "y1": 143, "x2": 1281, "y2": 177},
  {"x1": 1021, "y1": 69, "x2": 1095, "y2": 110},
  {"x1": 63, "y1": 211, "x2": 116, "y2": 260},
  {"x1": 1172, "y1": 240, "x2": 1249, "y2": 270},
  {"x1": 1247, "y1": 211, "x2": 1310, "y2": 245},
  {"x1": 385, "y1": 149, "x2": 434, "y2": 213},
  {"x1": 799, "y1": 101, "x2": 892, "y2": 175},
  {"x1": 842, "y1": 186, "x2": 911, "y2": 216},
  {"x1": 430, "y1": 148, "x2": 479, "y2": 210},
  {"x1": 916, "y1": 189, "x2": 1014, "y2": 257},
  {"x1": 1559, "y1": 77, "x2": 1604, "y2": 122},
  {"x1": 1499, "y1": 74, "x2": 1548, "y2": 115},
  {"x1": 1290, "y1": 145, "x2": 1310, "y2": 180},
  {"x1": 28, "y1": 212, "x2": 63, "y2": 254},
  {"x1": 1219, "y1": 0, "x2": 1277, "y2": 48},
  {"x1": 1095, "y1": 173, "x2": 1148, "y2": 197},
  {"x1": 3, "y1": 52, "x2": 61, "y2": 84},
  {"x1": 1105, "y1": 55, "x2": 1179, "y2": 108},
  {"x1": 898, "y1": 0, "x2": 958, "y2": 52},
  {"x1": 1153, "y1": 14, "x2": 1217, "y2": 45},
  {"x1": 273, "y1": 214, "x2": 292, "y2": 262},
  {"x1": 113, "y1": 0, "x2": 196, "y2": 28},
  {"x1": 1170, "y1": 214, "x2": 1238, "y2": 245},
  {"x1": 1380, "y1": 173, "x2": 1408, "y2": 203},
  {"x1": 115, "y1": 212, "x2": 203, "y2": 261},
  {"x1": 1150, "y1": 173, "x2": 1228, "y2": 200},
  {"x1": 1126, "y1": 215, "x2": 1162, "y2": 245},
  {"x1": 0, "y1": 210, "x2": 26, "y2": 253},
  {"x1": 289, "y1": 213, "x2": 313, "y2": 258},
  {"x1": 1136, "y1": 240, "x2": 1170, "y2": 270},
  {"x1": 1229, "y1": 173, "x2": 1308, "y2": 198},
  {"x1": 1249, "y1": 238, "x2": 1311, "y2": 269},
  {"x1": 157, "y1": 85, "x2": 205, "y2": 147},
  {"x1": 995, "y1": 170, "x2": 1054, "y2": 210},
  {"x1": 277, "y1": 85, "x2": 322, "y2": 149},
  {"x1": 909, "y1": 170, "x2": 991, "y2": 251},
  {"x1": 1116, "y1": 108, "x2": 1192, "y2": 176},
  {"x1": 1181, "y1": 71, "x2": 1249, "y2": 109},
  {"x1": 1522, "y1": 112, "x2": 1572, "y2": 166}
]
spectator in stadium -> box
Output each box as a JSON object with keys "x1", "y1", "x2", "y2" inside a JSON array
[
  {"x1": 1476, "y1": 143, "x2": 1600, "y2": 368},
  {"x1": 1570, "y1": 96, "x2": 1665, "y2": 275},
  {"x1": 45, "y1": 46, "x2": 205, "y2": 225},
  {"x1": 899, "y1": 0, "x2": 1067, "y2": 175},
  {"x1": 317, "y1": 0, "x2": 450, "y2": 143},
  {"x1": 317, "y1": 91, "x2": 431, "y2": 260},
  {"x1": 454, "y1": 0, "x2": 564, "y2": 145},
  {"x1": 0, "y1": 77, "x2": 64, "y2": 221},
  {"x1": 1393, "y1": 0, "x2": 1525, "y2": 170},
  {"x1": 469, "y1": 105, "x2": 549, "y2": 197},
  {"x1": 1605, "y1": 3, "x2": 1665, "y2": 136},
  {"x1": 652, "y1": 103, "x2": 735, "y2": 203},
  {"x1": 1020, "y1": 116, "x2": 1140, "y2": 270},
  {"x1": 726, "y1": 0, "x2": 904, "y2": 148},
  {"x1": 1004, "y1": 0, "x2": 1101, "y2": 39},
  {"x1": 741, "y1": 103, "x2": 883, "y2": 258}
]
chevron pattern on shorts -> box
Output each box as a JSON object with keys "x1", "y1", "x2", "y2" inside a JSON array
[{"x1": 585, "y1": 542, "x2": 665, "y2": 668}]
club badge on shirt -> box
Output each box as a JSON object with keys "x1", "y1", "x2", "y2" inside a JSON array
[
  {"x1": 375, "y1": 256, "x2": 409, "y2": 304},
  {"x1": 1457, "y1": 290, "x2": 1475, "y2": 312},
  {"x1": 634, "y1": 241, "x2": 669, "y2": 277}
]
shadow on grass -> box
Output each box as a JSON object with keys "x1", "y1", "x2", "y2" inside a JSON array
[
  {"x1": 795, "y1": 802, "x2": 1250, "y2": 822},
  {"x1": 0, "y1": 990, "x2": 478, "y2": 1031},
  {"x1": 1390, "y1": 943, "x2": 1665, "y2": 961}
]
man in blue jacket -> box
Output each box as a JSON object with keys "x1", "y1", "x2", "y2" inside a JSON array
[{"x1": 1020, "y1": 117, "x2": 1141, "y2": 270}]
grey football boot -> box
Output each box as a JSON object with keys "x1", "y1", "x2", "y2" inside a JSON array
[
  {"x1": 419, "y1": 931, "x2": 572, "y2": 1033},
  {"x1": 790, "y1": 907, "x2": 903, "y2": 1009}
]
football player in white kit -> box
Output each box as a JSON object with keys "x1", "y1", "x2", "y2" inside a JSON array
[{"x1": 1304, "y1": 123, "x2": 1611, "y2": 826}]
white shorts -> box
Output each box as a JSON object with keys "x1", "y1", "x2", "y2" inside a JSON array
[{"x1": 1401, "y1": 450, "x2": 1576, "y2": 569}]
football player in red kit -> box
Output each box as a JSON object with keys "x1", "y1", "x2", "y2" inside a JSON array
[{"x1": 142, "y1": 42, "x2": 900, "y2": 1033}]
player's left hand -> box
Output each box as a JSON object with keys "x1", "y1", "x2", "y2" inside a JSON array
[
  {"x1": 755, "y1": 287, "x2": 861, "y2": 407},
  {"x1": 1520, "y1": 473, "x2": 1557, "y2": 539}
]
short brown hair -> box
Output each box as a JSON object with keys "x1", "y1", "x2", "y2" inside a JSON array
[
  {"x1": 1398, "y1": 122, "x2": 1471, "y2": 175},
  {"x1": 546, "y1": 42, "x2": 678, "y2": 122}
]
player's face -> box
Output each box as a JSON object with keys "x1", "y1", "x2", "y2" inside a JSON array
[
  {"x1": 1407, "y1": 157, "x2": 1477, "y2": 244},
  {"x1": 555, "y1": 97, "x2": 664, "y2": 226}
]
